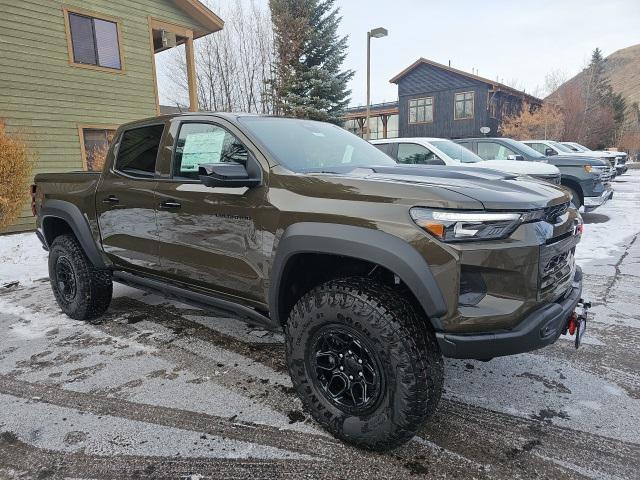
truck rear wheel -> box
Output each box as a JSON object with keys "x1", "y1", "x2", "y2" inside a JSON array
[
  {"x1": 285, "y1": 277, "x2": 443, "y2": 450},
  {"x1": 48, "y1": 234, "x2": 112, "y2": 321}
]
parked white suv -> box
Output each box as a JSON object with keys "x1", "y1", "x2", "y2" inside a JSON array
[
  {"x1": 371, "y1": 137, "x2": 562, "y2": 184},
  {"x1": 524, "y1": 140, "x2": 619, "y2": 174},
  {"x1": 561, "y1": 141, "x2": 628, "y2": 175}
]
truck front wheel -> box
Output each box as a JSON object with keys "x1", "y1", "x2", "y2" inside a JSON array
[
  {"x1": 285, "y1": 277, "x2": 443, "y2": 450},
  {"x1": 48, "y1": 234, "x2": 112, "y2": 321}
]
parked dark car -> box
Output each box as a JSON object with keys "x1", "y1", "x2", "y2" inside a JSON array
[
  {"x1": 455, "y1": 137, "x2": 613, "y2": 211},
  {"x1": 33, "y1": 113, "x2": 585, "y2": 450}
]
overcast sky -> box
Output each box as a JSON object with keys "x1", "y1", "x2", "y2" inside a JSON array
[{"x1": 158, "y1": 0, "x2": 640, "y2": 107}]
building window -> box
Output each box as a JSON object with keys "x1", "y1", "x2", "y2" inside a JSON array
[
  {"x1": 64, "y1": 8, "x2": 123, "y2": 71},
  {"x1": 79, "y1": 127, "x2": 117, "y2": 171},
  {"x1": 408, "y1": 97, "x2": 433, "y2": 124},
  {"x1": 454, "y1": 92, "x2": 474, "y2": 120}
]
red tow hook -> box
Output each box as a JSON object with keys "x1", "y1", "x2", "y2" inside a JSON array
[{"x1": 563, "y1": 299, "x2": 590, "y2": 349}]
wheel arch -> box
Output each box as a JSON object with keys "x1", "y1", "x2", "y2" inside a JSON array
[
  {"x1": 269, "y1": 223, "x2": 447, "y2": 329},
  {"x1": 41, "y1": 200, "x2": 106, "y2": 268}
]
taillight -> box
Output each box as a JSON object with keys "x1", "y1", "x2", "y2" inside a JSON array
[{"x1": 30, "y1": 184, "x2": 37, "y2": 216}]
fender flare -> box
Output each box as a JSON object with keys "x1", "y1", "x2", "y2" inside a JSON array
[
  {"x1": 41, "y1": 200, "x2": 106, "y2": 268},
  {"x1": 269, "y1": 222, "x2": 447, "y2": 328}
]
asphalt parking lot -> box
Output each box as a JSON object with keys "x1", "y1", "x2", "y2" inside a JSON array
[{"x1": 1, "y1": 172, "x2": 639, "y2": 479}]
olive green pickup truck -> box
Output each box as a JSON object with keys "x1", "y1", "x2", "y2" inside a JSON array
[{"x1": 33, "y1": 113, "x2": 586, "y2": 450}]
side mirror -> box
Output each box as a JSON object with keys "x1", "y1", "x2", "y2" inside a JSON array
[
  {"x1": 198, "y1": 154, "x2": 262, "y2": 188},
  {"x1": 507, "y1": 154, "x2": 525, "y2": 161},
  {"x1": 545, "y1": 148, "x2": 557, "y2": 156}
]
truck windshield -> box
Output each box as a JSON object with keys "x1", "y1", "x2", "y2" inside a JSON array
[
  {"x1": 501, "y1": 138, "x2": 546, "y2": 159},
  {"x1": 550, "y1": 141, "x2": 573, "y2": 153},
  {"x1": 238, "y1": 117, "x2": 397, "y2": 173},
  {"x1": 430, "y1": 140, "x2": 481, "y2": 163}
]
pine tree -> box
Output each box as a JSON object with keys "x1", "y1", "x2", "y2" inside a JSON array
[{"x1": 269, "y1": 0, "x2": 354, "y2": 123}]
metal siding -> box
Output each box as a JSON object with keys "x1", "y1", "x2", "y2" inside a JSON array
[
  {"x1": 399, "y1": 85, "x2": 489, "y2": 139},
  {"x1": 397, "y1": 63, "x2": 491, "y2": 138}
]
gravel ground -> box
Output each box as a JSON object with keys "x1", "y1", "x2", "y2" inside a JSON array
[{"x1": 0, "y1": 173, "x2": 639, "y2": 479}]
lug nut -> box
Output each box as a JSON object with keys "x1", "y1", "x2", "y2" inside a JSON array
[
  {"x1": 349, "y1": 375, "x2": 354, "y2": 380},
  {"x1": 339, "y1": 366, "x2": 344, "y2": 371},
  {"x1": 358, "y1": 359, "x2": 362, "y2": 364},
  {"x1": 348, "y1": 350, "x2": 352, "y2": 354},
  {"x1": 359, "y1": 372, "x2": 363, "y2": 377},
  {"x1": 338, "y1": 354, "x2": 343, "y2": 358}
]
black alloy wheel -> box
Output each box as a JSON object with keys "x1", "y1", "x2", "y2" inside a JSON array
[
  {"x1": 55, "y1": 256, "x2": 77, "y2": 303},
  {"x1": 309, "y1": 325, "x2": 383, "y2": 414}
]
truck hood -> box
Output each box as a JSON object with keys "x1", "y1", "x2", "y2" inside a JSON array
[
  {"x1": 471, "y1": 160, "x2": 559, "y2": 176},
  {"x1": 547, "y1": 155, "x2": 609, "y2": 167},
  {"x1": 316, "y1": 165, "x2": 569, "y2": 211}
]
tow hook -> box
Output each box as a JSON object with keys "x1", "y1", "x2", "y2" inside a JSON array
[{"x1": 563, "y1": 299, "x2": 591, "y2": 349}]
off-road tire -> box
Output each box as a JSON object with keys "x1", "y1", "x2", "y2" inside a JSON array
[
  {"x1": 285, "y1": 277, "x2": 443, "y2": 451},
  {"x1": 48, "y1": 234, "x2": 112, "y2": 321}
]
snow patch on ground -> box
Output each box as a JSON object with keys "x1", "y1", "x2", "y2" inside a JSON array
[
  {"x1": 0, "y1": 232, "x2": 48, "y2": 285},
  {"x1": 576, "y1": 171, "x2": 640, "y2": 265}
]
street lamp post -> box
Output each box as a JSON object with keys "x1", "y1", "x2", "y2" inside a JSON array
[{"x1": 365, "y1": 27, "x2": 388, "y2": 140}]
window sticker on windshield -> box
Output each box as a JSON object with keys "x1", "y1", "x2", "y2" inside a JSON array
[
  {"x1": 312, "y1": 132, "x2": 325, "y2": 137},
  {"x1": 180, "y1": 130, "x2": 226, "y2": 171},
  {"x1": 342, "y1": 144, "x2": 354, "y2": 163}
]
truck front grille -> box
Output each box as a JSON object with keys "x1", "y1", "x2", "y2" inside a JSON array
[
  {"x1": 543, "y1": 202, "x2": 569, "y2": 223},
  {"x1": 539, "y1": 249, "x2": 575, "y2": 299},
  {"x1": 600, "y1": 170, "x2": 612, "y2": 183}
]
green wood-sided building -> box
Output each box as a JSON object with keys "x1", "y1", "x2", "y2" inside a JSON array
[{"x1": 0, "y1": 0, "x2": 223, "y2": 232}]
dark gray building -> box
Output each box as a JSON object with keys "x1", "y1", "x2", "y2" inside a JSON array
[{"x1": 343, "y1": 58, "x2": 541, "y2": 140}]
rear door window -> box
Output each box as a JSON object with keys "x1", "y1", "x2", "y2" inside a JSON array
[
  {"x1": 397, "y1": 143, "x2": 445, "y2": 165},
  {"x1": 477, "y1": 142, "x2": 516, "y2": 160},
  {"x1": 115, "y1": 124, "x2": 165, "y2": 177},
  {"x1": 525, "y1": 142, "x2": 547, "y2": 155},
  {"x1": 173, "y1": 122, "x2": 249, "y2": 180}
]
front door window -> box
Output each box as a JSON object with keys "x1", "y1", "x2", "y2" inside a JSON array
[{"x1": 477, "y1": 142, "x2": 517, "y2": 160}]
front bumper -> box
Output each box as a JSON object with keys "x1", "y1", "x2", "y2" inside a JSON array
[
  {"x1": 437, "y1": 267, "x2": 583, "y2": 359},
  {"x1": 583, "y1": 187, "x2": 613, "y2": 212}
]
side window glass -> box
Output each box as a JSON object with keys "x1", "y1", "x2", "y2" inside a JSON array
[
  {"x1": 528, "y1": 143, "x2": 546, "y2": 155},
  {"x1": 115, "y1": 124, "x2": 164, "y2": 177},
  {"x1": 477, "y1": 142, "x2": 515, "y2": 160},
  {"x1": 373, "y1": 143, "x2": 394, "y2": 157},
  {"x1": 397, "y1": 143, "x2": 438, "y2": 164},
  {"x1": 477, "y1": 142, "x2": 499, "y2": 160},
  {"x1": 173, "y1": 123, "x2": 248, "y2": 179}
]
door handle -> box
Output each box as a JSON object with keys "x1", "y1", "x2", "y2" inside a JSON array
[
  {"x1": 102, "y1": 195, "x2": 119, "y2": 204},
  {"x1": 160, "y1": 200, "x2": 181, "y2": 209}
]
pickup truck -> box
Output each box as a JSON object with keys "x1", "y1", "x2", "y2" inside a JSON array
[
  {"x1": 523, "y1": 139, "x2": 619, "y2": 177},
  {"x1": 371, "y1": 137, "x2": 562, "y2": 184},
  {"x1": 33, "y1": 113, "x2": 586, "y2": 451},
  {"x1": 561, "y1": 142, "x2": 628, "y2": 175},
  {"x1": 456, "y1": 137, "x2": 613, "y2": 211}
]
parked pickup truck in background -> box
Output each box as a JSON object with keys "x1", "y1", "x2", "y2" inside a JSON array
[
  {"x1": 523, "y1": 140, "x2": 619, "y2": 177},
  {"x1": 561, "y1": 141, "x2": 628, "y2": 175},
  {"x1": 456, "y1": 137, "x2": 613, "y2": 211},
  {"x1": 33, "y1": 113, "x2": 586, "y2": 451},
  {"x1": 370, "y1": 137, "x2": 562, "y2": 184}
]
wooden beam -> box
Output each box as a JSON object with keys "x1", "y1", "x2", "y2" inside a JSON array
[{"x1": 185, "y1": 35, "x2": 198, "y2": 112}]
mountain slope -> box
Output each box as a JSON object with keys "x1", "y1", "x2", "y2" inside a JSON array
[{"x1": 553, "y1": 44, "x2": 640, "y2": 106}]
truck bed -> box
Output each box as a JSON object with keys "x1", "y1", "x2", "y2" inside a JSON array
[{"x1": 34, "y1": 171, "x2": 101, "y2": 221}]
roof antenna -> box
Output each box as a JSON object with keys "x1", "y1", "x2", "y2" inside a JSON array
[{"x1": 448, "y1": 59, "x2": 451, "y2": 67}]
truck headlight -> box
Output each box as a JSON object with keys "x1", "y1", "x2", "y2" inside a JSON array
[{"x1": 410, "y1": 208, "x2": 523, "y2": 242}]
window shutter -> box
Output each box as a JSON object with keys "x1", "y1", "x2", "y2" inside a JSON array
[
  {"x1": 69, "y1": 14, "x2": 97, "y2": 65},
  {"x1": 94, "y1": 19, "x2": 121, "y2": 69}
]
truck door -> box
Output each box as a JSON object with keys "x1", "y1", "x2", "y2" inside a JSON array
[
  {"x1": 154, "y1": 119, "x2": 269, "y2": 304},
  {"x1": 95, "y1": 123, "x2": 164, "y2": 272}
]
